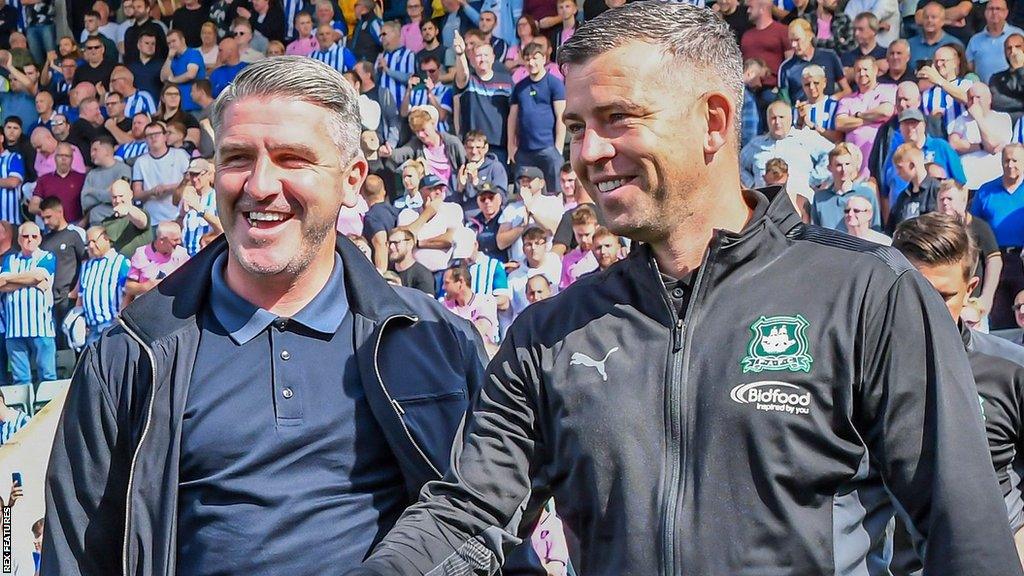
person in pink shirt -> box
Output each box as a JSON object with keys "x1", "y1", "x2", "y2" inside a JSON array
[
  {"x1": 442, "y1": 263, "x2": 499, "y2": 344},
  {"x1": 336, "y1": 192, "x2": 368, "y2": 236},
  {"x1": 30, "y1": 126, "x2": 87, "y2": 177},
  {"x1": 511, "y1": 35, "x2": 564, "y2": 84},
  {"x1": 124, "y1": 221, "x2": 189, "y2": 305},
  {"x1": 400, "y1": 0, "x2": 426, "y2": 52},
  {"x1": 285, "y1": 12, "x2": 318, "y2": 56},
  {"x1": 559, "y1": 204, "x2": 598, "y2": 289},
  {"x1": 835, "y1": 55, "x2": 896, "y2": 178}
]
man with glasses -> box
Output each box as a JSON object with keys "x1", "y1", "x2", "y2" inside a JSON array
[
  {"x1": 30, "y1": 125, "x2": 85, "y2": 178},
  {"x1": 401, "y1": 56, "x2": 452, "y2": 134},
  {"x1": 76, "y1": 225, "x2": 130, "y2": 345},
  {"x1": 387, "y1": 227, "x2": 434, "y2": 294},
  {"x1": 231, "y1": 18, "x2": 265, "y2": 63},
  {"x1": 843, "y1": 194, "x2": 891, "y2": 244},
  {"x1": 131, "y1": 121, "x2": 191, "y2": 224},
  {"x1": 73, "y1": 38, "x2": 115, "y2": 88},
  {"x1": 0, "y1": 222, "x2": 56, "y2": 386},
  {"x1": 101, "y1": 91, "x2": 131, "y2": 142},
  {"x1": 109, "y1": 65, "x2": 157, "y2": 118}
]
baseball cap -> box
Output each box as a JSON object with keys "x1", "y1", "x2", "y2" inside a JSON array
[
  {"x1": 419, "y1": 173, "x2": 446, "y2": 190},
  {"x1": 897, "y1": 108, "x2": 925, "y2": 123},
  {"x1": 477, "y1": 181, "x2": 501, "y2": 197},
  {"x1": 187, "y1": 158, "x2": 211, "y2": 173},
  {"x1": 516, "y1": 165, "x2": 544, "y2": 181}
]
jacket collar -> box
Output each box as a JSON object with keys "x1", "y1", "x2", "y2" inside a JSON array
[{"x1": 120, "y1": 235, "x2": 417, "y2": 346}]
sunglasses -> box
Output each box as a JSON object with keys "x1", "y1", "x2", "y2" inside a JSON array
[
  {"x1": 85, "y1": 45, "x2": 102, "y2": 50},
  {"x1": 843, "y1": 208, "x2": 869, "y2": 214}
]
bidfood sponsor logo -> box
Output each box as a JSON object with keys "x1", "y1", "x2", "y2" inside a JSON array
[{"x1": 730, "y1": 381, "x2": 811, "y2": 415}]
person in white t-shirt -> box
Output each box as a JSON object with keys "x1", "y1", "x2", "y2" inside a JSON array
[
  {"x1": 131, "y1": 121, "x2": 191, "y2": 224},
  {"x1": 503, "y1": 225, "x2": 561, "y2": 335},
  {"x1": 497, "y1": 165, "x2": 563, "y2": 263},
  {"x1": 948, "y1": 82, "x2": 1013, "y2": 189},
  {"x1": 397, "y1": 173, "x2": 465, "y2": 293}
]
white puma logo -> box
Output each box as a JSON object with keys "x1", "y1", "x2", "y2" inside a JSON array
[{"x1": 570, "y1": 347, "x2": 620, "y2": 381}]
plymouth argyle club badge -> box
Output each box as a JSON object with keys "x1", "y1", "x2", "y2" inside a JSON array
[{"x1": 741, "y1": 315, "x2": 813, "y2": 373}]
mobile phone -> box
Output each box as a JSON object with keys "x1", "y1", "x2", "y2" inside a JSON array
[
  {"x1": 12, "y1": 472, "x2": 21, "y2": 487},
  {"x1": 915, "y1": 59, "x2": 933, "y2": 71}
]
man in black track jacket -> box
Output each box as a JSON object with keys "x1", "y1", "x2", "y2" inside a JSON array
[
  {"x1": 346, "y1": 3, "x2": 1023, "y2": 575},
  {"x1": 892, "y1": 213, "x2": 1024, "y2": 573}
]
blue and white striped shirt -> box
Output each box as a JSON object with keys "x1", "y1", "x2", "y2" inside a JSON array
[
  {"x1": 181, "y1": 190, "x2": 218, "y2": 256},
  {"x1": 469, "y1": 254, "x2": 509, "y2": 297},
  {"x1": 0, "y1": 409, "x2": 29, "y2": 445},
  {"x1": 0, "y1": 150, "x2": 24, "y2": 225},
  {"x1": 79, "y1": 249, "x2": 130, "y2": 327},
  {"x1": 793, "y1": 96, "x2": 839, "y2": 130},
  {"x1": 282, "y1": 0, "x2": 304, "y2": 39},
  {"x1": 115, "y1": 140, "x2": 149, "y2": 162},
  {"x1": 380, "y1": 47, "x2": 416, "y2": 110},
  {"x1": 921, "y1": 77, "x2": 973, "y2": 130},
  {"x1": 124, "y1": 90, "x2": 157, "y2": 117},
  {"x1": 310, "y1": 43, "x2": 356, "y2": 73},
  {"x1": 407, "y1": 83, "x2": 454, "y2": 133},
  {"x1": 1013, "y1": 116, "x2": 1024, "y2": 144},
  {"x1": 2, "y1": 250, "x2": 56, "y2": 339}
]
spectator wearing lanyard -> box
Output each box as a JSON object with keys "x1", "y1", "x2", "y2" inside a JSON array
[
  {"x1": 0, "y1": 222, "x2": 57, "y2": 386},
  {"x1": 177, "y1": 158, "x2": 221, "y2": 256},
  {"x1": 75, "y1": 226, "x2": 130, "y2": 345}
]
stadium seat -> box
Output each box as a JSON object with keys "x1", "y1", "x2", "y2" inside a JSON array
[
  {"x1": 33, "y1": 379, "x2": 71, "y2": 414},
  {"x1": 1, "y1": 384, "x2": 34, "y2": 416}
]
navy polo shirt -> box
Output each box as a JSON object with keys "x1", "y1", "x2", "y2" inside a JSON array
[
  {"x1": 177, "y1": 253, "x2": 406, "y2": 574},
  {"x1": 511, "y1": 72, "x2": 566, "y2": 152},
  {"x1": 474, "y1": 209, "x2": 507, "y2": 263}
]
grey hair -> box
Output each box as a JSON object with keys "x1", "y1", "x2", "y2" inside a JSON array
[
  {"x1": 557, "y1": 1, "x2": 744, "y2": 135},
  {"x1": 211, "y1": 56, "x2": 362, "y2": 162}
]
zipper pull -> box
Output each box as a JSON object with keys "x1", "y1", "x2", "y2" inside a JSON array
[
  {"x1": 673, "y1": 319, "x2": 684, "y2": 352},
  {"x1": 392, "y1": 398, "x2": 405, "y2": 415}
]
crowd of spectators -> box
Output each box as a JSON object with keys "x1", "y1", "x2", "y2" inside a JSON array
[{"x1": 0, "y1": 0, "x2": 1015, "y2": 392}]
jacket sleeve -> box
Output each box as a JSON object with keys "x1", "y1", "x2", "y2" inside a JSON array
[
  {"x1": 346, "y1": 326, "x2": 543, "y2": 576},
  {"x1": 859, "y1": 269, "x2": 1023, "y2": 576},
  {"x1": 40, "y1": 345, "x2": 131, "y2": 576}
]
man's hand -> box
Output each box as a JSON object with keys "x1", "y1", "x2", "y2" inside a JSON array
[
  {"x1": 3, "y1": 484, "x2": 22, "y2": 508},
  {"x1": 457, "y1": 164, "x2": 469, "y2": 187},
  {"x1": 112, "y1": 201, "x2": 129, "y2": 218},
  {"x1": 422, "y1": 193, "x2": 441, "y2": 218},
  {"x1": 180, "y1": 185, "x2": 201, "y2": 212},
  {"x1": 453, "y1": 31, "x2": 466, "y2": 56},
  {"x1": 916, "y1": 65, "x2": 942, "y2": 86},
  {"x1": 376, "y1": 54, "x2": 387, "y2": 71},
  {"x1": 465, "y1": 162, "x2": 479, "y2": 185},
  {"x1": 235, "y1": 5, "x2": 251, "y2": 18},
  {"x1": 407, "y1": 75, "x2": 421, "y2": 89},
  {"x1": 377, "y1": 143, "x2": 392, "y2": 158},
  {"x1": 37, "y1": 277, "x2": 51, "y2": 292}
]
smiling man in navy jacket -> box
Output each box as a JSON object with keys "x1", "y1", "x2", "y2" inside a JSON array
[{"x1": 40, "y1": 56, "x2": 509, "y2": 576}]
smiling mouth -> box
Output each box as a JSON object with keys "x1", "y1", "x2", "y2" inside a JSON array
[
  {"x1": 596, "y1": 178, "x2": 635, "y2": 193},
  {"x1": 244, "y1": 211, "x2": 293, "y2": 228}
]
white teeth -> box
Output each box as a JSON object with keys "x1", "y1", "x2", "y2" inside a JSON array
[
  {"x1": 247, "y1": 211, "x2": 289, "y2": 223},
  {"x1": 597, "y1": 178, "x2": 630, "y2": 193}
]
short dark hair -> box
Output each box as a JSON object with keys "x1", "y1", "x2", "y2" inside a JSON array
[
  {"x1": 3, "y1": 116, "x2": 22, "y2": 128},
  {"x1": 39, "y1": 196, "x2": 64, "y2": 212},
  {"x1": 84, "y1": 9, "x2": 101, "y2": 18},
  {"x1": 192, "y1": 79, "x2": 212, "y2": 97},
  {"x1": 464, "y1": 130, "x2": 488, "y2": 144},
  {"x1": 522, "y1": 41, "x2": 545, "y2": 59},
  {"x1": 893, "y1": 212, "x2": 978, "y2": 281},
  {"x1": 138, "y1": 30, "x2": 158, "y2": 41},
  {"x1": 560, "y1": 161, "x2": 573, "y2": 174},
  {"x1": 522, "y1": 225, "x2": 549, "y2": 243},
  {"x1": 445, "y1": 262, "x2": 473, "y2": 284},
  {"x1": 93, "y1": 133, "x2": 116, "y2": 147},
  {"x1": 418, "y1": 54, "x2": 440, "y2": 67},
  {"x1": 571, "y1": 204, "x2": 598, "y2": 226}
]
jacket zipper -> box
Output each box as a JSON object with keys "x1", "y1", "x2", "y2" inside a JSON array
[
  {"x1": 655, "y1": 244, "x2": 716, "y2": 576},
  {"x1": 373, "y1": 314, "x2": 442, "y2": 478},
  {"x1": 117, "y1": 318, "x2": 159, "y2": 576}
]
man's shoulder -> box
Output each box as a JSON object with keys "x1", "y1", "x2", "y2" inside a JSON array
[
  {"x1": 970, "y1": 329, "x2": 1024, "y2": 371},
  {"x1": 791, "y1": 222, "x2": 916, "y2": 279}
]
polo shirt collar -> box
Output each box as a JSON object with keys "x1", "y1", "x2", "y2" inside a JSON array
[{"x1": 209, "y1": 251, "x2": 349, "y2": 345}]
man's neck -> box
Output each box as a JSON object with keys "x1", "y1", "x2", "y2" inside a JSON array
[
  {"x1": 97, "y1": 158, "x2": 116, "y2": 168},
  {"x1": 425, "y1": 133, "x2": 441, "y2": 147},
  {"x1": 475, "y1": 66, "x2": 494, "y2": 80},
  {"x1": 150, "y1": 145, "x2": 168, "y2": 157},
  {"x1": 424, "y1": 38, "x2": 439, "y2": 49},
  {"x1": 859, "y1": 40, "x2": 877, "y2": 54},
  {"x1": 860, "y1": 80, "x2": 877, "y2": 93},
  {"x1": 988, "y1": 21, "x2": 1005, "y2": 35},
  {"x1": 20, "y1": 249, "x2": 33, "y2": 257},
  {"x1": 799, "y1": 48, "x2": 814, "y2": 61},
  {"x1": 134, "y1": 15, "x2": 149, "y2": 25},
  {"x1": 51, "y1": 222, "x2": 68, "y2": 232},
  {"x1": 529, "y1": 68, "x2": 546, "y2": 82},
  {"x1": 755, "y1": 14, "x2": 774, "y2": 29},
  {"x1": 140, "y1": 54, "x2": 153, "y2": 64},
  {"x1": 224, "y1": 244, "x2": 336, "y2": 316},
  {"x1": 56, "y1": 168, "x2": 71, "y2": 178},
  {"x1": 453, "y1": 290, "x2": 471, "y2": 306},
  {"x1": 888, "y1": 65, "x2": 907, "y2": 79},
  {"x1": 650, "y1": 169, "x2": 750, "y2": 278},
  {"x1": 834, "y1": 179, "x2": 855, "y2": 193},
  {"x1": 923, "y1": 29, "x2": 942, "y2": 43},
  {"x1": 910, "y1": 170, "x2": 928, "y2": 189},
  {"x1": 1004, "y1": 174, "x2": 1024, "y2": 190}
]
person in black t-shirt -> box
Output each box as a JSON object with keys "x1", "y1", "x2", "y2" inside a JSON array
[
  {"x1": 937, "y1": 179, "x2": 1002, "y2": 314},
  {"x1": 387, "y1": 226, "x2": 434, "y2": 295},
  {"x1": 887, "y1": 143, "x2": 942, "y2": 233},
  {"x1": 416, "y1": 19, "x2": 444, "y2": 72},
  {"x1": 171, "y1": 0, "x2": 212, "y2": 47},
  {"x1": 39, "y1": 196, "x2": 87, "y2": 350}
]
